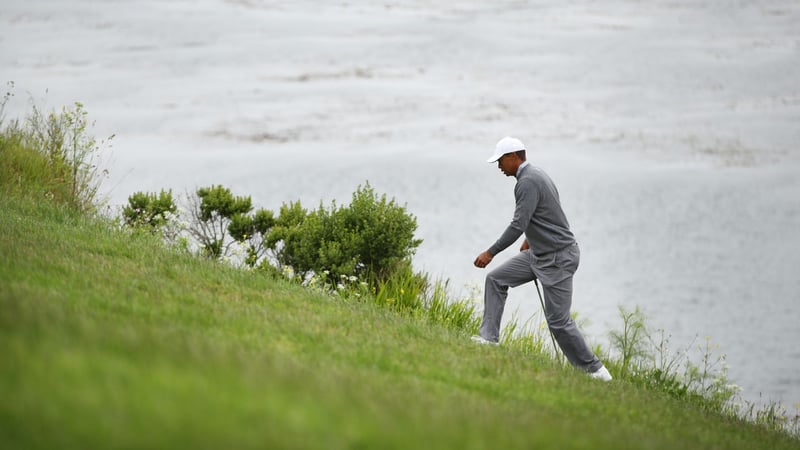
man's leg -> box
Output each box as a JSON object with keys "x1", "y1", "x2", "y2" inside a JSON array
[
  {"x1": 541, "y1": 276, "x2": 603, "y2": 372},
  {"x1": 478, "y1": 251, "x2": 536, "y2": 342}
]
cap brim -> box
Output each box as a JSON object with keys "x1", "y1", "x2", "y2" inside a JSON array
[{"x1": 487, "y1": 154, "x2": 502, "y2": 163}]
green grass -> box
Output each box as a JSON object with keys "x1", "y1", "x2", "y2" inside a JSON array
[{"x1": 2, "y1": 147, "x2": 799, "y2": 449}]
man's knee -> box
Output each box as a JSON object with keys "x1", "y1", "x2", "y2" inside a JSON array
[
  {"x1": 485, "y1": 267, "x2": 508, "y2": 289},
  {"x1": 546, "y1": 313, "x2": 572, "y2": 331}
]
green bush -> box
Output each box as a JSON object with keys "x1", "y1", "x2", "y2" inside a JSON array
[
  {"x1": 268, "y1": 182, "x2": 422, "y2": 284},
  {"x1": 229, "y1": 208, "x2": 276, "y2": 267},
  {"x1": 179, "y1": 184, "x2": 277, "y2": 266},
  {"x1": 187, "y1": 185, "x2": 254, "y2": 259},
  {"x1": 122, "y1": 189, "x2": 177, "y2": 230}
]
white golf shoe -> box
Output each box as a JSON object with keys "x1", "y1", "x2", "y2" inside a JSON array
[
  {"x1": 470, "y1": 335, "x2": 499, "y2": 346},
  {"x1": 589, "y1": 365, "x2": 613, "y2": 382}
]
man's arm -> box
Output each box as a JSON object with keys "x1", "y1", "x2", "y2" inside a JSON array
[
  {"x1": 472, "y1": 239, "x2": 528, "y2": 268},
  {"x1": 487, "y1": 179, "x2": 538, "y2": 256},
  {"x1": 487, "y1": 225, "x2": 523, "y2": 256}
]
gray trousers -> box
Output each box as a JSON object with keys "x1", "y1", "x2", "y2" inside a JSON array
[{"x1": 479, "y1": 243, "x2": 603, "y2": 373}]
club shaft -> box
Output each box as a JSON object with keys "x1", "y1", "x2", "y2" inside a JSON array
[{"x1": 534, "y1": 279, "x2": 561, "y2": 361}]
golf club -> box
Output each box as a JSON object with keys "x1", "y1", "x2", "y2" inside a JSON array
[{"x1": 534, "y1": 278, "x2": 562, "y2": 363}]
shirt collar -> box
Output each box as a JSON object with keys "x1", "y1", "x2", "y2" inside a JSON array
[{"x1": 516, "y1": 161, "x2": 530, "y2": 178}]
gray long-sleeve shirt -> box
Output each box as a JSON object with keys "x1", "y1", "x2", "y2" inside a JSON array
[{"x1": 488, "y1": 163, "x2": 576, "y2": 257}]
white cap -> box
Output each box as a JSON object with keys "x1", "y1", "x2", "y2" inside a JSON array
[{"x1": 487, "y1": 136, "x2": 525, "y2": 163}]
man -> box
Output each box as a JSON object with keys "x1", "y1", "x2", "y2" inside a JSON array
[{"x1": 472, "y1": 136, "x2": 612, "y2": 381}]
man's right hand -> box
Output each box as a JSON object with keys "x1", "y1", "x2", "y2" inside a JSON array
[
  {"x1": 520, "y1": 240, "x2": 530, "y2": 252},
  {"x1": 474, "y1": 251, "x2": 494, "y2": 268}
]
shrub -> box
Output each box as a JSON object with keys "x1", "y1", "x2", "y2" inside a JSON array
[
  {"x1": 267, "y1": 200, "x2": 322, "y2": 279},
  {"x1": 180, "y1": 185, "x2": 277, "y2": 265},
  {"x1": 268, "y1": 182, "x2": 422, "y2": 284},
  {"x1": 229, "y1": 208, "x2": 276, "y2": 267},
  {"x1": 187, "y1": 185, "x2": 254, "y2": 259},
  {"x1": 122, "y1": 189, "x2": 177, "y2": 230}
]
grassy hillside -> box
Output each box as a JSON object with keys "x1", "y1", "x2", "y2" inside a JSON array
[
  {"x1": 1, "y1": 130, "x2": 799, "y2": 450},
  {"x1": 0, "y1": 190, "x2": 800, "y2": 449}
]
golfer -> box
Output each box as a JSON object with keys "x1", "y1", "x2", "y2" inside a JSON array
[{"x1": 473, "y1": 136, "x2": 612, "y2": 382}]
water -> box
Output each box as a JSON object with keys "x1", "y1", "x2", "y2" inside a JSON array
[{"x1": 2, "y1": 0, "x2": 799, "y2": 408}]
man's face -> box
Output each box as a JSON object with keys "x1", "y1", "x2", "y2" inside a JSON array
[{"x1": 497, "y1": 153, "x2": 517, "y2": 177}]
